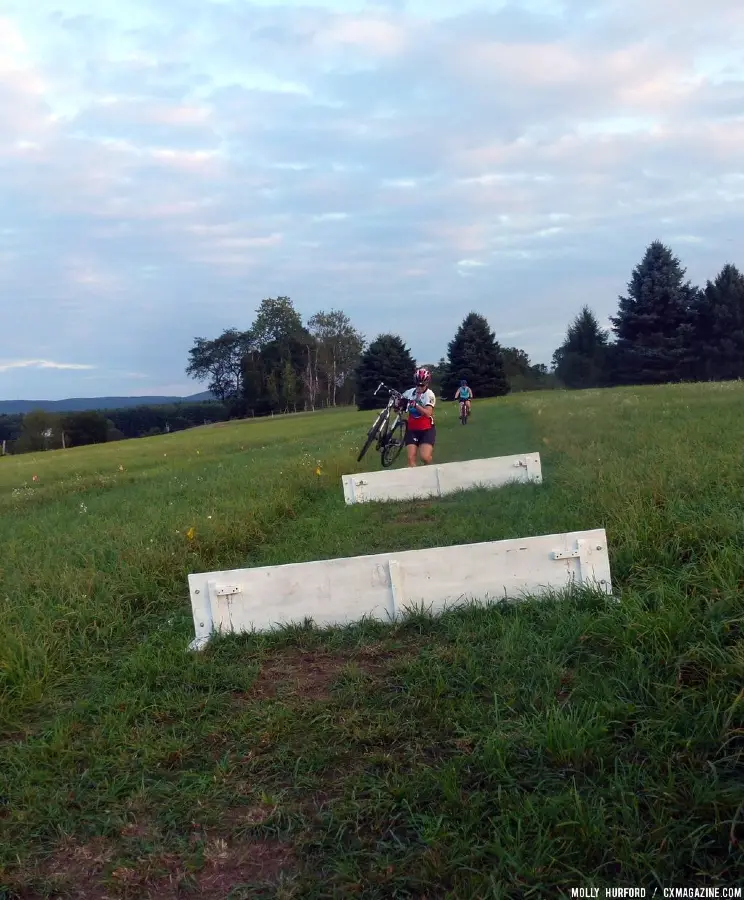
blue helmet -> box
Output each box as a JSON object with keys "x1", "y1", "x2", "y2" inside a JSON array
[{"x1": 460, "y1": 379, "x2": 467, "y2": 386}]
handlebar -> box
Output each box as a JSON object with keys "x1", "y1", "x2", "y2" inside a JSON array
[{"x1": 374, "y1": 382, "x2": 402, "y2": 399}]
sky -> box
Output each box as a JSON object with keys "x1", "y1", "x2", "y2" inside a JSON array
[{"x1": 0, "y1": 0, "x2": 742, "y2": 400}]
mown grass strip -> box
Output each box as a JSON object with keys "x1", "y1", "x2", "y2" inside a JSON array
[{"x1": 1, "y1": 386, "x2": 743, "y2": 897}]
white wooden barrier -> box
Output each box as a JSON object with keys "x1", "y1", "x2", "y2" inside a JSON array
[
  {"x1": 341, "y1": 453, "x2": 542, "y2": 504},
  {"x1": 187, "y1": 527, "x2": 611, "y2": 650}
]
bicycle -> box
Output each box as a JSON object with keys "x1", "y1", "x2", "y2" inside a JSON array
[
  {"x1": 357, "y1": 382, "x2": 407, "y2": 468},
  {"x1": 458, "y1": 398, "x2": 470, "y2": 425}
]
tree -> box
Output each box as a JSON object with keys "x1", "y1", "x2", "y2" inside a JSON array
[
  {"x1": 251, "y1": 296, "x2": 304, "y2": 348},
  {"x1": 355, "y1": 334, "x2": 417, "y2": 410},
  {"x1": 16, "y1": 409, "x2": 62, "y2": 453},
  {"x1": 690, "y1": 263, "x2": 744, "y2": 382},
  {"x1": 281, "y1": 358, "x2": 298, "y2": 412},
  {"x1": 241, "y1": 353, "x2": 267, "y2": 415},
  {"x1": 61, "y1": 411, "x2": 109, "y2": 447},
  {"x1": 106, "y1": 420, "x2": 126, "y2": 442},
  {"x1": 551, "y1": 306, "x2": 610, "y2": 389},
  {"x1": 308, "y1": 309, "x2": 365, "y2": 406},
  {"x1": 0, "y1": 414, "x2": 23, "y2": 449},
  {"x1": 238, "y1": 298, "x2": 318, "y2": 415},
  {"x1": 186, "y1": 328, "x2": 253, "y2": 405},
  {"x1": 249, "y1": 296, "x2": 318, "y2": 411},
  {"x1": 501, "y1": 347, "x2": 532, "y2": 380},
  {"x1": 440, "y1": 312, "x2": 509, "y2": 398},
  {"x1": 187, "y1": 295, "x2": 366, "y2": 417},
  {"x1": 501, "y1": 347, "x2": 556, "y2": 392},
  {"x1": 610, "y1": 241, "x2": 698, "y2": 385}
]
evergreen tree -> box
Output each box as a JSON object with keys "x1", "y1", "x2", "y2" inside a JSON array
[
  {"x1": 440, "y1": 312, "x2": 509, "y2": 398},
  {"x1": 610, "y1": 241, "x2": 698, "y2": 385},
  {"x1": 355, "y1": 334, "x2": 416, "y2": 410},
  {"x1": 551, "y1": 306, "x2": 609, "y2": 389},
  {"x1": 691, "y1": 264, "x2": 744, "y2": 381}
]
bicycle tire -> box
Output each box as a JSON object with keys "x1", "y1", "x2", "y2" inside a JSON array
[
  {"x1": 357, "y1": 430, "x2": 378, "y2": 462},
  {"x1": 381, "y1": 421, "x2": 405, "y2": 467},
  {"x1": 357, "y1": 411, "x2": 386, "y2": 462},
  {"x1": 376, "y1": 410, "x2": 393, "y2": 449}
]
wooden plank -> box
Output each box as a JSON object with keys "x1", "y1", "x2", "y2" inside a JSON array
[
  {"x1": 341, "y1": 453, "x2": 542, "y2": 504},
  {"x1": 187, "y1": 527, "x2": 611, "y2": 649}
]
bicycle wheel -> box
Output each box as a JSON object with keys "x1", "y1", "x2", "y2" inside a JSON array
[
  {"x1": 375, "y1": 413, "x2": 391, "y2": 451},
  {"x1": 357, "y1": 410, "x2": 386, "y2": 462},
  {"x1": 381, "y1": 420, "x2": 405, "y2": 467}
]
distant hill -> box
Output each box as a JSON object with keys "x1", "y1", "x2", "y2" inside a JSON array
[{"x1": 0, "y1": 391, "x2": 216, "y2": 415}]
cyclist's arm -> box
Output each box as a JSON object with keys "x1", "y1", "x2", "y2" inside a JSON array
[
  {"x1": 411, "y1": 397, "x2": 435, "y2": 419},
  {"x1": 397, "y1": 390, "x2": 412, "y2": 411}
]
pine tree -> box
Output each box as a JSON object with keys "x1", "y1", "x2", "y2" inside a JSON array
[
  {"x1": 691, "y1": 264, "x2": 744, "y2": 381},
  {"x1": 440, "y1": 312, "x2": 509, "y2": 398},
  {"x1": 355, "y1": 334, "x2": 417, "y2": 410},
  {"x1": 610, "y1": 241, "x2": 698, "y2": 385},
  {"x1": 551, "y1": 306, "x2": 609, "y2": 389}
]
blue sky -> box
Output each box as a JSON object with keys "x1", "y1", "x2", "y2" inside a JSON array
[{"x1": 1, "y1": 0, "x2": 742, "y2": 400}]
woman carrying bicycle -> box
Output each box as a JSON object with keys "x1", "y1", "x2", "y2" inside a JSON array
[{"x1": 398, "y1": 367, "x2": 437, "y2": 466}]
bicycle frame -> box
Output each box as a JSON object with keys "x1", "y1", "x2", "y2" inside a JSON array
[
  {"x1": 458, "y1": 396, "x2": 470, "y2": 424},
  {"x1": 373, "y1": 382, "x2": 404, "y2": 447}
]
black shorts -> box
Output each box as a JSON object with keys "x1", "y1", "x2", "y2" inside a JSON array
[{"x1": 404, "y1": 426, "x2": 436, "y2": 446}]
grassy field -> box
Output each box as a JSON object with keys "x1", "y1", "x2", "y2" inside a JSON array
[{"x1": 1, "y1": 384, "x2": 743, "y2": 898}]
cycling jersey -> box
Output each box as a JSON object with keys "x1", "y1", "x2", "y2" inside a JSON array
[
  {"x1": 402, "y1": 387, "x2": 436, "y2": 431},
  {"x1": 457, "y1": 387, "x2": 472, "y2": 399}
]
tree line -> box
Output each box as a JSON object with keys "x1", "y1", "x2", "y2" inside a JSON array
[
  {"x1": 3, "y1": 239, "x2": 741, "y2": 455},
  {"x1": 0, "y1": 401, "x2": 231, "y2": 455},
  {"x1": 552, "y1": 241, "x2": 744, "y2": 388},
  {"x1": 186, "y1": 297, "x2": 552, "y2": 415},
  {"x1": 353, "y1": 313, "x2": 552, "y2": 409}
]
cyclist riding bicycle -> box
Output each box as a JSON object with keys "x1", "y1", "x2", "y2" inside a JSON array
[
  {"x1": 397, "y1": 367, "x2": 436, "y2": 466},
  {"x1": 454, "y1": 379, "x2": 473, "y2": 416}
]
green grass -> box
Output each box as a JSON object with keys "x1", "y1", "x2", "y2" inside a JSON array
[{"x1": 1, "y1": 385, "x2": 743, "y2": 898}]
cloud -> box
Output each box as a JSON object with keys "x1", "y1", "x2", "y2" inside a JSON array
[
  {"x1": 0, "y1": 359, "x2": 95, "y2": 373},
  {"x1": 0, "y1": 0, "x2": 742, "y2": 399}
]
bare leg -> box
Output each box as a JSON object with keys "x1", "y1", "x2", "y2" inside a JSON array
[
  {"x1": 407, "y1": 443, "x2": 417, "y2": 466},
  {"x1": 419, "y1": 443, "x2": 434, "y2": 465}
]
